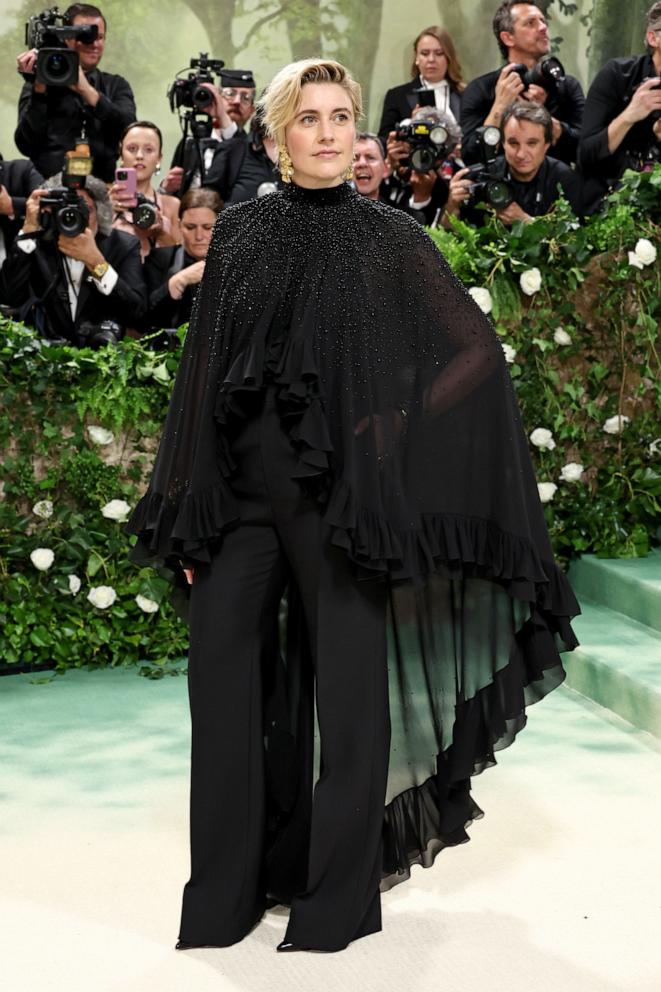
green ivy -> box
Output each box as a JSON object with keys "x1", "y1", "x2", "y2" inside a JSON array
[{"x1": 0, "y1": 168, "x2": 660, "y2": 676}]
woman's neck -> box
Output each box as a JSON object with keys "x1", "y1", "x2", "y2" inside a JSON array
[{"x1": 137, "y1": 177, "x2": 155, "y2": 197}]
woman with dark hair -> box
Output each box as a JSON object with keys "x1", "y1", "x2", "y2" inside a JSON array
[
  {"x1": 110, "y1": 120, "x2": 181, "y2": 259},
  {"x1": 378, "y1": 25, "x2": 466, "y2": 144},
  {"x1": 128, "y1": 57, "x2": 578, "y2": 955}
]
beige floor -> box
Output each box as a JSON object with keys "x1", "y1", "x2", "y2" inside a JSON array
[{"x1": 2, "y1": 671, "x2": 660, "y2": 992}]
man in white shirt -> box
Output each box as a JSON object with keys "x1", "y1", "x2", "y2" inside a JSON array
[{"x1": 0, "y1": 174, "x2": 145, "y2": 344}]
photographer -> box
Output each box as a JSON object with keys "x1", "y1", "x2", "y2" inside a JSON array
[
  {"x1": 0, "y1": 155, "x2": 44, "y2": 270},
  {"x1": 384, "y1": 106, "x2": 461, "y2": 224},
  {"x1": 460, "y1": 2, "x2": 584, "y2": 167},
  {"x1": 378, "y1": 26, "x2": 465, "y2": 144},
  {"x1": 353, "y1": 133, "x2": 392, "y2": 202},
  {"x1": 443, "y1": 103, "x2": 582, "y2": 229},
  {"x1": 15, "y1": 4, "x2": 136, "y2": 182},
  {"x1": 578, "y1": 2, "x2": 661, "y2": 213},
  {"x1": 203, "y1": 114, "x2": 278, "y2": 204},
  {"x1": 163, "y1": 69, "x2": 256, "y2": 197},
  {"x1": 110, "y1": 121, "x2": 181, "y2": 259},
  {"x1": 0, "y1": 175, "x2": 145, "y2": 345},
  {"x1": 142, "y1": 188, "x2": 222, "y2": 333}
]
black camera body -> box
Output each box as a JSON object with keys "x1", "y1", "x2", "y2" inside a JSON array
[
  {"x1": 25, "y1": 7, "x2": 98, "y2": 87},
  {"x1": 131, "y1": 193, "x2": 158, "y2": 230},
  {"x1": 168, "y1": 53, "x2": 225, "y2": 113},
  {"x1": 394, "y1": 118, "x2": 454, "y2": 172},
  {"x1": 510, "y1": 55, "x2": 565, "y2": 93},
  {"x1": 39, "y1": 186, "x2": 89, "y2": 239},
  {"x1": 75, "y1": 320, "x2": 124, "y2": 349},
  {"x1": 464, "y1": 125, "x2": 514, "y2": 210}
]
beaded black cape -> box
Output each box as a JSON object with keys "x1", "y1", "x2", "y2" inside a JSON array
[{"x1": 128, "y1": 181, "x2": 579, "y2": 892}]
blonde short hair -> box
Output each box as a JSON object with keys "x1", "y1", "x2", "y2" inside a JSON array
[{"x1": 258, "y1": 58, "x2": 362, "y2": 147}]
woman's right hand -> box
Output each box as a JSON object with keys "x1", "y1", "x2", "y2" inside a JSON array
[
  {"x1": 183, "y1": 567, "x2": 195, "y2": 585},
  {"x1": 109, "y1": 182, "x2": 136, "y2": 214}
]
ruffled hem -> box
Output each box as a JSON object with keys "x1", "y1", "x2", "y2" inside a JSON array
[
  {"x1": 126, "y1": 481, "x2": 240, "y2": 566},
  {"x1": 325, "y1": 479, "x2": 579, "y2": 646},
  {"x1": 381, "y1": 634, "x2": 565, "y2": 890}
]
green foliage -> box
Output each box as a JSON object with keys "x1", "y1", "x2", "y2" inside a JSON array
[
  {"x1": 428, "y1": 167, "x2": 661, "y2": 562},
  {"x1": 1, "y1": 168, "x2": 660, "y2": 676}
]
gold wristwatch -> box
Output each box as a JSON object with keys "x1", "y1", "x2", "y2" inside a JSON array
[{"x1": 88, "y1": 260, "x2": 109, "y2": 280}]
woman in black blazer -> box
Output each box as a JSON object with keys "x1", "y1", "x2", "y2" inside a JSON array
[{"x1": 378, "y1": 25, "x2": 466, "y2": 144}]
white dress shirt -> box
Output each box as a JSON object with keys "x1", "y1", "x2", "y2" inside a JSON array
[{"x1": 17, "y1": 234, "x2": 118, "y2": 318}]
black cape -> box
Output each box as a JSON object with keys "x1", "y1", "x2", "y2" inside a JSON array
[{"x1": 127, "y1": 181, "x2": 579, "y2": 891}]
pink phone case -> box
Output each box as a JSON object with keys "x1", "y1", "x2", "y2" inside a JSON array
[{"x1": 115, "y1": 166, "x2": 137, "y2": 204}]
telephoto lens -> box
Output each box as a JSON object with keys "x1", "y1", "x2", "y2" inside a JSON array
[{"x1": 132, "y1": 194, "x2": 158, "y2": 230}]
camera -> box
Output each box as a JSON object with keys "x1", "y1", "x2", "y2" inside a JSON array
[
  {"x1": 25, "y1": 7, "x2": 98, "y2": 87},
  {"x1": 75, "y1": 320, "x2": 124, "y2": 348},
  {"x1": 131, "y1": 194, "x2": 158, "y2": 230},
  {"x1": 510, "y1": 55, "x2": 565, "y2": 93},
  {"x1": 38, "y1": 182, "x2": 90, "y2": 238},
  {"x1": 167, "y1": 53, "x2": 225, "y2": 113},
  {"x1": 464, "y1": 126, "x2": 514, "y2": 210},
  {"x1": 394, "y1": 118, "x2": 455, "y2": 172}
]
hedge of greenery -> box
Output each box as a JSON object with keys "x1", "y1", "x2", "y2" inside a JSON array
[{"x1": 1, "y1": 168, "x2": 660, "y2": 676}]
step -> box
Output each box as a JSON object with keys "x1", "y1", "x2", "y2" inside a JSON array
[
  {"x1": 563, "y1": 598, "x2": 661, "y2": 740},
  {"x1": 568, "y1": 550, "x2": 661, "y2": 634}
]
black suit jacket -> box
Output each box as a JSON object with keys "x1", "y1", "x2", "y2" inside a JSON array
[
  {"x1": 0, "y1": 228, "x2": 146, "y2": 342},
  {"x1": 378, "y1": 75, "x2": 462, "y2": 143},
  {"x1": 0, "y1": 158, "x2": 44, "y2": 252},
  {"x1": 204, "y1": 139, "x2": 279, "y2": 204},
  {"x1": 143, "y1": 244, "x2": 199, "y2": 330},
  {"x1": 460, "y1": 67, "x2": 585, "y2": 166},
  {"x1": 15, "y1": 69, "x2": 136, "y2": 182},
  {"x1": 578, "y1": 54, "x2": 659, "y2": 210}
]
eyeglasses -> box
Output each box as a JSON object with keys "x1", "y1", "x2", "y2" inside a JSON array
[{"x1": 221, "y1": 88, "x2": 254, "y2": 105}]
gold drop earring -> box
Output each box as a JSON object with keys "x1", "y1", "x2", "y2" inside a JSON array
[
  {"x1": 278, "y1": 146, "x2": 294, "y2": 183},
  {"x1": 343, "y1": 160, "x2": 354, "y2": 182}
]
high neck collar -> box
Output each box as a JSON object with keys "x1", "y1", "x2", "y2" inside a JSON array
[{"x1": 282, "y1": 181, "x2": 353, "y2": 207}]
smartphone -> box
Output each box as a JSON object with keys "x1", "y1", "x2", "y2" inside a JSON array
[
  {"x1": 414, "y1": 88, "x2": 436, "y2": 108},
  {"x1": 115, "y1": 166, "x2": 137, "y2": 204}
]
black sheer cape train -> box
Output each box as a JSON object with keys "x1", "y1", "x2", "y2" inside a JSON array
[{"x1": 127, "y1": 181, "x2": 579, "y2": 892}]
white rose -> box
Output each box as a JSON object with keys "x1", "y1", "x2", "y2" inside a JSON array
[
  {"x1": 468, "y1": 286, "x2": 493, "y2": 314},
  {"x1": 519, "y1": 267, "x2": 542, "y2": 296},
  {"x1": 136, "y1": 594, "x2": 159, "y2": 614},
  {"x1": 559, "y1": 462, "x2": 584, "y2": 483},
  {"x1": 628, "y1": 251, "x2": 644, "y2": 270},
  {"x1": 634, "y1": 238, "x2": 657, "y2": 266},
  {"x1": 538, "y1": 482, "x2": 558, "y2": 503},
  {"x1": 32, "y1": 499, "x2": 54, "y2": 519},
  {"x1": 501, "y1": 342, "x2": 517, "y2": 364},
  {"x1": 553, "y1": 327, "x2": 572, "y2": 346},
  {"x1": 530, "y1": 427, "x2": 556, "y2": 451},
  {"x1": 87, "y1": 585, "x2": 117, "y2": 609},
  {"x1": 603, "y1": 415, "x2": 630, "y2": 435},
  {"x1": 68, "y1": 574, "x2": 81, "y2": 595},
  {"x1": 101, "y1": 499, "x2": 131, "y2": 522},
  {"x1": 88, "y1": 425, "x2": 115, "y2": 446},
  {"x1": 30, "y1": 547, "x2": 54, "y2": 571}
]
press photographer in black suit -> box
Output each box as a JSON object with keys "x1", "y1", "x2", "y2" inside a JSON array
[
  {"x1": 15, "y1": 4, "x2": 136, "y2": 182},
  {"x1": 162, "y1": 70, "x2": 256, "y2": 198},
  {"x1": 0, "y1": 156, "x2": 44, "y2": 269},
  {"x1": 378, "y1": 25, "x2": 465, "y2": 145},
  {"x1": 143, "y1": 188, "x2": 222, "y2": 334},
  {"x1": 461, "y1": 1, "x2": 584, "y2": 167},
  {"x1": 578, "y1": 2, "x2": 661, "y2": 212},
  {"x1": 203, "y1": 115, "x2": 279, "y2": 205},
  {"x1": 443, "y1": 102, "x2": 582, "y2": 229},
  {"x1": 0, "y1": 175, "x2": 145, "y2": 345}
]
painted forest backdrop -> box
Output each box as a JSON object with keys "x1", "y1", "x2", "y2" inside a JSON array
[{"x1": 0, "y1": 0, "x2": 653, "y2": 168}]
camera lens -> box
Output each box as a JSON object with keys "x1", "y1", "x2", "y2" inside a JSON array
[
  {"x1": 57, "y1": 205, "x2": 87, "y2": 237},
  {"x1": 46, "y1": 52, "x2": 69, "y2": 80},
  {"x1": 133, "y1": 201, "x2": 158, "y2": 229},
  {"x1": 193, "y1": 86, "x2": 213, "y2": 110},
  {"x1": 411, "y1": 146, "x2": 436, "y2": 172},
  {"x1": 486, "y1": 180, "x2": 514, "y2": 210}
]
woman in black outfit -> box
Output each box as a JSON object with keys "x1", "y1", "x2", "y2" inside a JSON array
[{"x1": 127, "y1": 58, "x2": 579, "y2": 954}]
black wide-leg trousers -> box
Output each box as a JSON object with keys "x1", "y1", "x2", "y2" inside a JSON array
[{"x1": 180, "y1": 388, "x2": 390, "y2": 951}]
